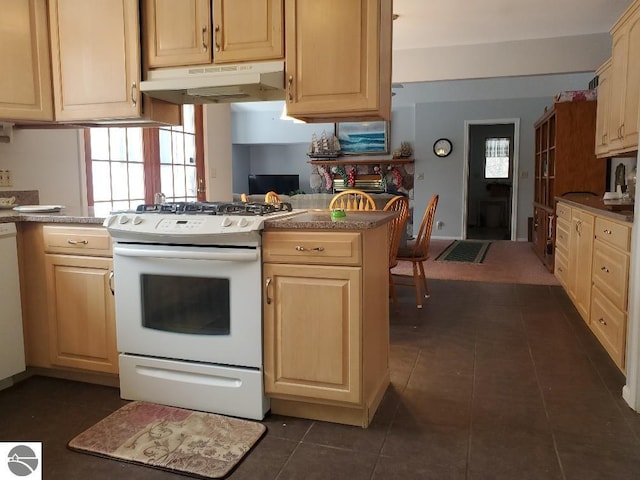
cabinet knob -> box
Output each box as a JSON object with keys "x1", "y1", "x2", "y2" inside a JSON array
[
  {"x1": 295, "y1": 245, "x2": 324, "y2": 252},
  {"x1": 598, "y1": 317, "x2": 607, "y2": 326},
  {"x1": 202, "y1": 25, "x2": 208, "y2": 51},
  {"x1": 287, "y1": 75, "x2": 294, "y2": 102},
  {"x1": 603, "y1": 229, "x2": 612, "y2": 235},
  {"x1": 67, "y1": 239, "x2": 88, "y2": 245},
  {"x1": 108, "y1": 271, "x2": 114, "y2": 295},
  {"x1": 214, "y1": 24, "x2": 221, "y2": 52},
  {"x1": 600, "y1": 266, "x2": 610, "y2": 273},
  {"x1": 265, "y1": 277, "x2": 272, "y2": 305}
]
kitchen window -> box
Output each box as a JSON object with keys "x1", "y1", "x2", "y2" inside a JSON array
[
  {"x1": 484, "y1": 137, "x2": 510, "y2": 179},
  {"x1": 84, "y1": 105, "x2": 204, "y2": 216}
]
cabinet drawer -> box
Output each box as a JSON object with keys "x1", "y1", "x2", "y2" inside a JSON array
[
  {"x1": 555, "y1": 217, "x2": 570, "y2": 254},
  {"x1": 590, "y1": 286, "x2": 626, "y2": 370},
  {"x1": 554, "y1": 250, "x2": 569, "y2": 289},
  {"x1": 43, "y1": 226, "x2": 112, "y2": 256},
  {"x1": 263, "y1": 231, "x2": 361, "y2": 266},
  {"x1": 592, "y1": 239, "x2": 629, "y2": 311},
  {"x1": 556, "y1": 202, "x2": 571, "y2": 222},
  {"x1": 594, "y1": 217, "x2": 631, "y2": 252}
]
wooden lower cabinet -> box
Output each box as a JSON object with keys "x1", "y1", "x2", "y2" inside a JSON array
[
  {"x1": 555, "y1": 201, "x2": 631, "y2": 371},
  {"x1": 263, "y1": 263, "x2": 361, "y2": 403},
  {"x1": 568, "y1": 208, "x2": 594, "y2": 323},
  {"x1": 262, "y1": 226, "x2": 389, "y2": 427},
  {"x1": 17, "y1": 223, "x2": 118, "y2": 378},
  {"x1": 45, "y1": 254, "x2": 117, "y2": 373}
]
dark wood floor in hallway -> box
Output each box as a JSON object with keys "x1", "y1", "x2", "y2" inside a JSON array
[{"x1": 1, "y1": 280, "x2": 639, "y2": 479}]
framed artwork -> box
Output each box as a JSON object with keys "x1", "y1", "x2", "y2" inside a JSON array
[{"x1": 335, "y1": 121, "x2": 389, "y2": 155}]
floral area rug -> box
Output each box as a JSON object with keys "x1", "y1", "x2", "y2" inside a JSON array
[{"x1": 68, "y1": 401, "x2": 266, "y2": 479}]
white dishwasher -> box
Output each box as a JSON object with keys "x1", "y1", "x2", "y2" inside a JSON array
[{"x1": 0, "y1": 223, "x2": 25, "y2": 383}]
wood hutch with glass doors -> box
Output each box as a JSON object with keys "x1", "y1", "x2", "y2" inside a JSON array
[{"x1": 532, "y1": 100, "x2": 606, "y2": 271}]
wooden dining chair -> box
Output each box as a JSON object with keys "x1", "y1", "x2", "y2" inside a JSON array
[
  {"x1": 329, "y1": 189, "x2": 376, "y2": 211},
  {"x1": 383, "y1": 196, "x2": 410, "y2": 305},
  {"x1": 264, "y1": 191, "x2": 282, "y2": 203},
  {"x1": 395, "y1": 194, "x2": 439, "y2": 308}
]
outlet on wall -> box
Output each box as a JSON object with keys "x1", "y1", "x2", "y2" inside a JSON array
[
  {"x1": 436, "y1": 220, "x2": 444, "y2": 230},
  {"x1": 0, "y1": 169, "x2": 11, "y2": 187}
]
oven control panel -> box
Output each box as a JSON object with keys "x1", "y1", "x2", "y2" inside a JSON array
[{"x1": 104, "y1": 210, "x2": 304, "y2": 245}]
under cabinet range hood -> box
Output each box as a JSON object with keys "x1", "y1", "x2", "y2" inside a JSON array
[{"x1": 140, "y1": 61, "x2": 285, "y2": 104}]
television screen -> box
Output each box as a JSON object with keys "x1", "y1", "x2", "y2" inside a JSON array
[{"x1": 248, "y1": 174, "x2": 300, "y2": 195}]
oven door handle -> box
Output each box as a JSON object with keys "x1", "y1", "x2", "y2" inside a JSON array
[{"x1": 113, "y1": 246, "x2": 259, "y2": 262}]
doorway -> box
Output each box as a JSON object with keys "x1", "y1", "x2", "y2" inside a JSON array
[{"x1": 463, "y1": 121, "x2": 519, "y2": 241}]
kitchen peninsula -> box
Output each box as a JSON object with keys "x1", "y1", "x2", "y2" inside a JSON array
[
  {"x1": 6, "y1": 206, "x2": 397, "y2": 427},
  {"x1": 262, "y1": 210, "x2": 396, "y2": 427}
]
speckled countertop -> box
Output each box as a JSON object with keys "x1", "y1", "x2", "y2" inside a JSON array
[
  {"x1": 263, "y1": 210, "x2": 397, "y2": 230},
  {"x1": 0, "y1": 209, "x2": 105, "y2": 225},
  {"x1": 556, "y1": 195, "x2": 634, "y2": 223},
  {"x1": 0, "y1": 208, "x2": 396, "y2": 230}
]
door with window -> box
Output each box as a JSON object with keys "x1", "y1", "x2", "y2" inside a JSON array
[{"x1": 466, "y1": 123, "x2": 515, "y2": 240}]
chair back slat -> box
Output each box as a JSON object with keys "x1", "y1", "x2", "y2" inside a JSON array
[
  {"x1": 410, "y1": 194, "x2": 439, "y2": 259},
  {"x1": 383, "y1": 196, "x2": 410, "y2": 268},
  {"x1": 265, "y1": 191, "x2": 282, "y2": 204},
  {"x1": 329, "y1": 189, "x2": 377, "y2": 211}
]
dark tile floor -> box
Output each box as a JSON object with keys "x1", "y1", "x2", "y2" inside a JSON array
[{"x1": 2, "y1": 280, "x2": 640, "y2": 479}]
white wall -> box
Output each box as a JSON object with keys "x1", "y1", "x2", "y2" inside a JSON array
[
  {"x1": 0, "y1": 128, "x2": 86, "y2": 214},
  {"x1": 393, "y1": 34, "x2": 610, "y2": 83}
]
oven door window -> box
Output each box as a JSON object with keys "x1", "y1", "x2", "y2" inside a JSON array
[{"x1": 141, "y1": 274, "x2": 230, "y2": 335}]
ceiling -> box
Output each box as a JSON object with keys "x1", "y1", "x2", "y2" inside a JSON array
[{"x1": 392, "y1": 0, "x2": 634, "y2": 51}]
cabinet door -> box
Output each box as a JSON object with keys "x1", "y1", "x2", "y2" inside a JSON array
[
  {"x1": 143, "y1": 0, "x2": 212, "y2": 68},
  {"x1": 284, "y1": 0, "x2": 391, "y2": 122},
  {"x1": 621, "y1": 8, "x2": 640, "y2": 150},
  {"x1": 569, "y1": 209, "x2": 594, "y2": 323},
  {"x1": 594, "y1": 62, "x2": 611, "y2": 157},
  {"x1": 608, "y1": 31, "x2": 627, "y2": 152},
  {"x1": 263, "y1": 263, "x2": 361, "y2": 404},
  {"x1": 45, "y1": 255, "x2": 118, "y2": 373},
  {"x1": 49, "y1": 0, "x2": 140, "y2": 121},
  {"x1": 213, "y1": 0, "x2": 283, "y2": 63},
  {"x1": 0, "y1": 0, "x2": 53, "y2": 121}
]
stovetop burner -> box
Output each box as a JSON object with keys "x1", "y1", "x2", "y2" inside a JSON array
[{"x1": 135, "y1": 201, "x2": 293, "y2": 216}]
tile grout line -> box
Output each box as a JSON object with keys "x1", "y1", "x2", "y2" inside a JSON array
[
  {"x1": 558, "y1": 305, "x2": 640, "y2": 444},
  {"x1": 273, "y1": 422, "x2": 314, "y2": 480},
  {"x1": 368, "y1": 344, "x2": 422, "y2": 479},
  {"x1": 464, "y1": 321, "x2": 478, "y2": 480},
  {"x1": 520, "y1": 309, "x2": 568, "y2": 480}
]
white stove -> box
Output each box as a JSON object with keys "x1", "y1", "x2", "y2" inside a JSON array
[
  {"x1": 104, "y1": 201, "x2": 303, "y2": 420},
  {"x1": 105, "y1": 201, "x2": 303, "y2": 246}
]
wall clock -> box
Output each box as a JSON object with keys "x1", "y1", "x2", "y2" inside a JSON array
[{"x1": 433, "y1": 138, "x2": 452, "y2": 157}]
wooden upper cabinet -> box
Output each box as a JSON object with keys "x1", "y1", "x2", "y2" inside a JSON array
[
  {"x1": 619, "y1": 4, "x2": 640, "y2": 150},
  {"x1": 594, "y1": 60, "x2": 611, "y2": 157},
  {"x1": 607, "y1": 29, "x2": 627, "y2": 152},
  {"x1": 284, "y1": 0, "x2": 392, "y2": 123},
  {"x1": 143, "y1": 0, "x2": 212, "y2": 68},
  {"x1": 213, "y1": 0, "x2": 284, "y2": 63},
  {"x1": 0, "y1": 0, "x2": 53, "y2": 121},
  {"x1": 49, "y1": 0, "x2": 141, "y2": 121},
  {"x1": 596, "y1": 0, "x2": 640, "y2": 157},
  {"x1": 143, "y1": 0, "x2": 283, "y2": 68}
]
